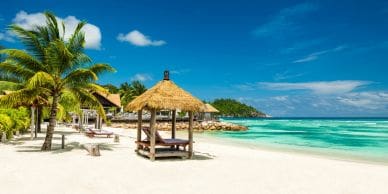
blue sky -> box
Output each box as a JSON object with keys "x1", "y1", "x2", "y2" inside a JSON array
[{"x1": 1, "y1": 0, "x2": 388, "y2": 117}]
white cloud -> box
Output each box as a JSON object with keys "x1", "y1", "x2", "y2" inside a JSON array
[
  {"x1": 274, "y1": 71, "x2": 305, "y2": 81},
  {"x1": 239, "y1": 80, "x2": 371, "y2": 95},
  {"x1": 281, "y1": 38, "x2": 326, "y2": 54},
  {"x1": 11, "y1": 11, "x2": 102, "y2": 49},
  {"x1": 272, "y1": 95, "x2": 289, "y2": 102},
  {"x1": 0, "y1": 31, "x2": 15, "y2": 42},
  {"x1": 170, "y1": 69, "x2": 191, "y2": 75},
  {"x1": 293, "y1": 55, "x2": 317, "y2": 63},
  {"x1": 253, "y1": 2, "x2": 318, "y2": 37},
  {"x1": 293, "y1": 45, "x2": 347, "y2": 63},
  {"x1": 338, "y1": 92, "x2": 388, "y2": 110},
  {"x1": 130, "y1": 73, "x2": 153, "y2": 82},
  {"x1": 239, "y1": 91, "x2": 388, "y2": 117},
  {"x1": 117, "y1": 30, "x2": 166, "y2": 47}
]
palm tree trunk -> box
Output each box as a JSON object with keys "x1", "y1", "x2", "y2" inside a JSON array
[
  {"x1": 41, "y1": 93, "x2": 59, "y2": 151},
  {"x1": 37, "y1": 106, "x2": 42, "y2": 133}
]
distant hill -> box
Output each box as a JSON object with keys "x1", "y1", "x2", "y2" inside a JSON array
[{"x1": 210, "y1": 98, "x2": 267, "y2": 118}]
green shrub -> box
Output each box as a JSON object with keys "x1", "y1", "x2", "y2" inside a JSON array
[
  {"x1": 0, "y1": 113, "x2": 14, "y2": 139},
  {"x1": 0, "y1": 107, "x2": 30, "y2": 137}
]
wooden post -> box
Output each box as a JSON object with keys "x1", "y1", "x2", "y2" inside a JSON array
[
  {"x1": 114, "y1": 134, "x2": 120, "y2": 143},
  {"x1": 85, "y1": 112, "x2": 89, "y2": 126},
  {"x1": 61, "y1": 135, "x2": 65, "y2": 149},
  {"x1": 1, "y1": 132, "x2": 6, "y2": 143},
  {"x1": 95, "y1": 114, "x2": 98, "y2": 129},
  {"x1": 78, "y1": 114, "x2": 82, "y2": 131},
  {"x1": 99, "y1": 116, "x2": 103, "y2": 129},
  {"x1": 85, "y1": 144, "x2": 101, "y2": 156},
  {"x1": 188, "y1": 111, "x2": 194, "y2": 159},
  {"x1": 35, "y1": 106, "x2": 38, "y2": 138},
  {"x1": 172, "y1": 110, "x2": 176, "y2": 139},
  {"x1": 137, "y1": 109, "x2": 142, "y2": 151},
  {"x1": 30, "y1": 106, "x2": 35, "y2": 140},
  {"x1": 150, "y1": 109, "x2": 156, "y2": 161}
]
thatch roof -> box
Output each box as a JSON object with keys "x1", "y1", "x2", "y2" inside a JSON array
[
  {"x1": 94, "y1": 91, "x2": 121, "y2": 108},
  {"x1": 126, "y1": 78, "x2": 205, "y2": 112},
  {"x1": 203, "y1": 103, "x2": 219, "y2": 113}
]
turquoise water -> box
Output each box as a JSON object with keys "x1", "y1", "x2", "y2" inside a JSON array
[{"x1": 212, "y1": 118, "x2": 388, "y2": 163}]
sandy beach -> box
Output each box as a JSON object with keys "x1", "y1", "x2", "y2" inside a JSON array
[{"x1": 0, "y1": 126, "x2": 387, "y2": 194}]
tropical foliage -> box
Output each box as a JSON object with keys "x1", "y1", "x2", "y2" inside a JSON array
[
  {"x1": 0, "y1": 107, "x2": 30, "y2": 139},
  {"x1": 0, "y1": 12, "x2": 115, "y2": 150},
  {"x1": 211, "y1": 98, "x2": 266, "y2": 117},
  {"x1": 103, "y1": 80, "x2": 147, "y2": 107}
]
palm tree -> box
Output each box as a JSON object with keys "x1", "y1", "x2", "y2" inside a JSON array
[
  {"x1": 0, "y1": 12, "x2": 115, "y2": 150},
  {"x1": 119, "y1": 81, "x2": 147, "y2": 107},
  {"x1": 119, "y1": 82, "x2": 132, "y2": 106},
  {"x1": 130, "y1": 80, "x2": 147, "y2": 98}
]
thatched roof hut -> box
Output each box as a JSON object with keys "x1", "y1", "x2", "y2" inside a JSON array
[
  {"x1": 203, "y1": 103, "x2": 219, "y2": 113},
  {"x1": 129, "y1": 71, "x2": 205, "y2": 161},
  {"x1": 94, "y1": 91, "x2": 121, "y2": 108},
  {"x1": 125, "y1": 76, "x2": 204, "y2": 112}
]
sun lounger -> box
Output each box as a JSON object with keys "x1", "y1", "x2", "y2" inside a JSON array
[
  {"x1": 85, "y1": 128, "x2": 113, "y2": 138},
  {"x1": 136, "y1": 127, "x2": 190, "y2": 150}
]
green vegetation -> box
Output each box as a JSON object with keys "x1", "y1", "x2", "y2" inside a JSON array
[
  {"x1": 103, "y1": 80, "x2": 147, "y2": 107},
  {"x1": 0, "y1": 12, "x2": 115, "y2": 150},
  {"x1": 0, "y1": 107, "x2": 30, "y2": 139},
  {"x1": 210, "y1": 98, "x2": 266, "y2": 117}
]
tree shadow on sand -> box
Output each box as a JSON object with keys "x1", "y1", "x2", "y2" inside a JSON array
[
  {"x1": 15, "y1": 142, "x2": 116, "y2": 154},
  {"x1": 4, "y1": 136, "x2": 62, "y2": 146}
]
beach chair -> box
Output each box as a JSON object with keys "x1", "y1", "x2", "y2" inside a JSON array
[
  {"x1": 137, "y1": 127, "x2": 190, "y2": 150},
  {"x1": 85, "y1": 128, "x2": 113, "y2": 138}
]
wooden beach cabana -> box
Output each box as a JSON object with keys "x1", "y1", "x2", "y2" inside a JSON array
[
  {"x1": 125, "y1": 71, "x2": 205, "y2": 161},
  {"x1": 202, "y1": 103, "x2": 219, "y2": 121}
]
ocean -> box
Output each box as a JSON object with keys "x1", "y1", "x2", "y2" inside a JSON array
[{"x1": 211, "y1": 118, "x2": 388, "y2": 163}]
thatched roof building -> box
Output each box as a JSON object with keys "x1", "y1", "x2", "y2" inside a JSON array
[
  {"x1": 94, "y1": 91, "x2": 121, "y2": 108},
  {"x1": 203, "y1": 103, "x2": 219, "y2": 113},
  {"x1": 128, "y1": 71, "x2": 205, "y2": 161}
]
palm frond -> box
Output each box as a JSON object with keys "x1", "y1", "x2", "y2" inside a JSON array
[
  {"x1": 88, "y1": 63, "x2": 116, "y2": 76},
  {"x1": 0, "y1": 87, "x2": 50, "y2": 108},
  {"x1": 0, "y1": 81, "x2": 22, "y2": 92},
  {"x1": 0, "y1": 60, "x2": 35, "y2": 81},
  {"x1": 86, "y1": 83, "x2": 108, "y2": 94},
  {"x1": 26, "y1": 71, "x2": 55, "y2": 89},
  {"x1": 9, "y1": 25, "x2": 45, "y2": 61},
  {"x1": 44, "y1": 11, "x2": 60, "y2": 40},
  {"x1": 71, "y1": 88, "x2": 106, "y2": 120},
  {"x1": 46, "y1": 40, "x2": 73, "y2": 73},
  {"x1": 0, "y1": 49, "x2": 44, "y2": 71},
  {"x1": 62, "y1": 69, "x2": 97, "y2": 87}
]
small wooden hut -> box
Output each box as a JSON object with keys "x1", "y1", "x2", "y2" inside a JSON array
[
  {"x1": 202, "y1": 103, "x2": 219, "y2": 121},
  {"x1": 126, "y1": 71, "x2": 205, "y2": 161},
  {"x1": 77, "y1": 92, "x2": 121, "y2": 129}
]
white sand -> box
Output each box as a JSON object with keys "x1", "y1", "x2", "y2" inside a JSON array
[{"x1": 1, "y1": 126, "x2": 388, "y2": 194}]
